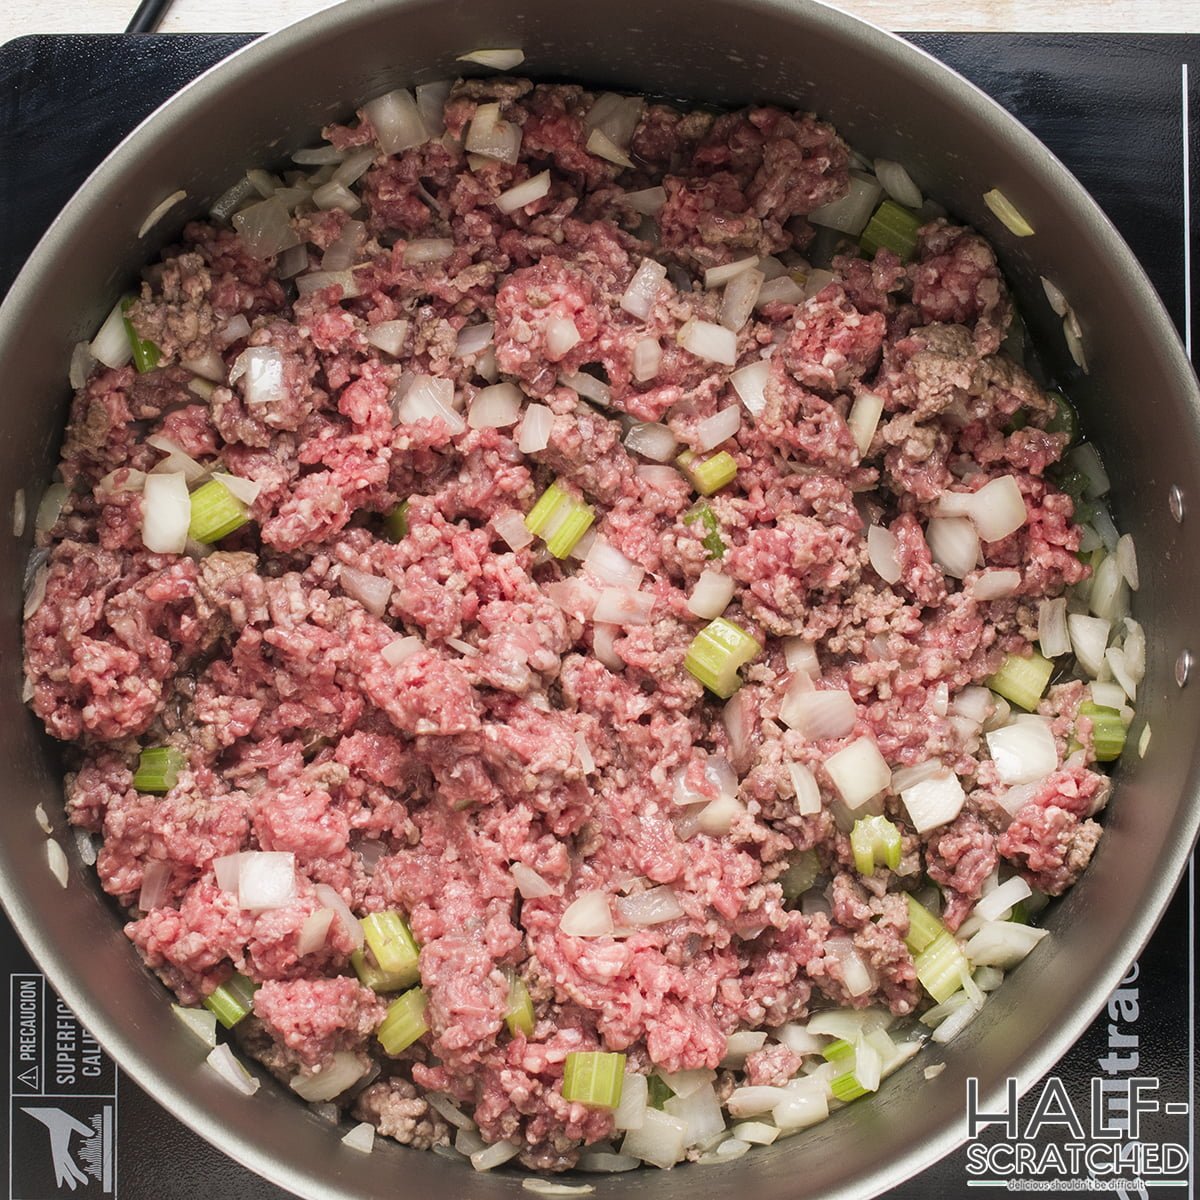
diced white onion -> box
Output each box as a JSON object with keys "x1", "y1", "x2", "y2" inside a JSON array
[
  {"x1": 33, "y1": 804, "x2": 51, "y2": 835},
  {"x1": 824, "y1": 738, "x2": 891, "y2": 810},
  {"x1": 69, "y1": 340, "x2": 95, "y2": 388},
  {"x1": 756, "y1": 275, "x2": 807, "y2": 307},
  {"x1": 1123, "y1": 618, "x2": 1146, "y2": 684},
  {"x1": 687, "y1": 569, "x2": 735, "y2": 619},
  {"x1": 867, "y1": 524, "x2": 901, "y2": 585},
  {"x1": 314, "y1": 882, "x2": 364, "y2": 951},
  {"x1": 518, "y1": 404, "x2": 554, "y2": 453},
  {"x1": 930, "y1": 998, "x2": 982, "y2": 1045},
  {"x1": 632, "y1": 337, "x2": 662, "y2": 382},
  {"x1": 719, "y1": 269, "x2": 765, "y2": 332},
  {"x1": 847, "y1": 391, "x2": 884, "y2": 458},
  {"x1": 787, "y1": 761, "x2": 822, "y2": 815},
  {"x1": 172, "y1": 1004, "x2": 218, "y2": 1047},
  {"x1": 1106, "y1": 646, "x2": 1137, "y2": 701},
  {"x1": 775, "y1": 1023, "x2": 826, "y2": 1055},
  {"x1": 340, "y1": 567, "x2": 393, "y2": 617},
  {"x1": 320, "y1": 218, "x2": 365, "y2": 271},
  {"x1": 901, "y1": 770, "x2": 965, "y2": 834},
  {"x1": 623, "y1": 422, "x2": 676, "y2": 463},
  {"x1": 1041, "y1": 276, "x2": 1069, "y2": 317},
  {"x1": 1115, "y1": 534, "x2": 1139, "y2": 591},
  {"x1": 974, "y1": 876, "x2": 1033, "y2": 922},
  {"x1": 231, "y1": 346, "x2": 287, "y2": 408},
  {"x1": 873, "y1": 159, "x2": 923, "y2": 209},
  {"x1": 522, "y1": 1181, "x2": 595, "y2": 1197},
  {"x1": 614, "y1": 1071, "x2": 648, "y2": 1131},
  {"x1": 147, "y1": 435, "x2": 207, "y2": 486},
  {"x1": 545, "y1": 317, "x2": 581, "y2": 360},
  {"x1": 290, "y1": 1051, "x2": 367, "y2": 1101},
  {"x1": 986, "y1": 716, "x2": 1057, "y2": 785},
  {"x1": 620, "y1": 258, "x2": 668, "y2": 321},
  {"x1": 808, "y1": 171, "x2": 884, "y2": 235},
  {"x1": 971, "y1": 569, "x2": 1022, "y2": 601},
  {"x1": 1089, "y1": 554, "x2": 1128, "y2": 622},
  {"x1": 583, "y1": 540, "x2": 645, "y2": 590},
  {"x1": 342, "y1": 1122, "x2": 376, "y2": 1153},
  {"x1": 457, "y1": 48, "x2": 525, "y2": 69},
  {"x1": 403, "y1": 238, "x2": 454, "y2": 266},
  {"x1": 382, "y1": 636, "x2": 422, "y2": 667},
  {"x1": 721, "y1": 1031, "x2": 768, "y2": 1067},
  {"x1": 620, "y1": 1108, "x2": 687, "y2": 1169},
  {"x1": 238, "y1": 851, "x2": 296, "y2": 912},
  {"x1": 233, "y1": 197, "x2": 300, "y2": 259},
  {"x1": 23, "y1": 565, "x2": 48, "y2": 621},
  {"x1": 964, "y1": 921, "x2": 1049, "y2": 968},
  {"x1": 705, "y1": 256, "x2": 760, "y2": 290},
  {"x1": 138, "y1": 188, "x2": 188, "y2": 239},
  {"x1": 427, "y1": 1094, "x2": 476, "y2": 1132},
  {"x1": 586, "y1": 128, "x2": 634, "y2": 169},
  {"x1": 782, "y1": 689, "x2": 857, "y2": 740},
  {"x1": 696, "y1": 407, "x2": 741, "y2": 453},
  {"x1": 824, "y1": 936, "x2": 875, "y2": 996},
  {"x1": 494, "y1": 510, "x2": 534, "y2": 551},
  {"x1": 891, "y1": 759, "x2": 947, "y2": 794},
  {"x1": 415, "y1": 81, "x2": 452, "y2": 137},
  {"x1": 594, "y1": 588, "x2": 654, "y2": 626},
  {"x1": 397, "y1": 374, "x2": 465, "y2": 434},
  {"x1": 455, "y1": 322, "x2": 494, "y2": 358},
  {"x1": 46, "y1": 840, "x2": 68, "y2": 888},
  {"x1": 560, "y1": 890, "x2": 613, "y2": 937},
  {"x1": 1068, "y1": 443, "x2": 1110, "y2": 498},
  {"x1": 464, "y1": 103, "x2": 522, "y2": 165},
  {"x1": 615, "y1": 886, "x2": 685, "y2": 927},
  {"x1": 772, "y1": 1084, "x2": 829, "y2": 1132},
  {"x1": 141, "y1": 471, "x2": 190, "y2": 555},
  {"x1": 497, "y1": 171, "x2": 552, "y2": 214},
  {"x1": 577, "y1": 1151, "x2": 640, "y2": 1173},
  {"x1": 664, "y1": 1081, "x2": 726, "y2": 1146},
  {"x1": 137, "y1": 860, "x2": 172, "y2": 911},
  {"x1": 784, "y1": 638, "x2": 820, "y2": 676},
  {"x1": 1068, "y1": 612, "x2": 1112, "y2": 677},
  {"x1": 726, "y1": 1086, "x2": 789, "y2": 1118},
  {"x1": 696, "y1": 793, "x2": 742, "y2": 836},
  {"x1": 89, "y1": 300, "x2": 134, "y2": 369},
  {"x1": 36, "y1": 483, "x2": 68, "y2": 534},
  {"x1": 678, "y1": 319, "x2": 737, "y2": 366},
  {"x1": 296, "y1": 906, "x2": 335, "y2": 956},
  {"x1": 560, "y1": 371, "x2": 610, "y2": 407},
  {"x1": 206, "y1": 1044, "x2": 259, "y2": 1096},
  {"x1": 312, "y1": 181, "x2": 361, "y2": 215},
  {"x1": 510, "y1": 863, "x2": 554, "y2": 899},
  {"x1": 469, "y1": 382, "x2": 523, "y2": 429},
  {"x1": 927, "y1": 516, "x2": 979, "y2": 580},
  {"x1": 363, "y1": 88, "x2": 428, "y2": 154},
  {"x1": 730, "y1": 359, "x2": 770, "y2": 417},
  {"x1": 624, "y1": 187, "x2": 666, "y2": 216},
  {"x1": 970, "y1": 476, "x2": 1027, "y2": 542},
  {"x1": 1038, "y1": 597, "x2": 1070, "y2": 659},
  {"x1": 1090, "y1": 680, "x2": 1127, "y2": 710}
]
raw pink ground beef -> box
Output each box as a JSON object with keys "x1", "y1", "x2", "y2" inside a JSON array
[{"x1": 24, "y1": 76, "x2": 1114, "y2": 1169}]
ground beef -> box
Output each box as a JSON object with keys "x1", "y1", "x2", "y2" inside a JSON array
[{"x1": 23, "y1": 76, "x2": 1121, "y2": 1171}]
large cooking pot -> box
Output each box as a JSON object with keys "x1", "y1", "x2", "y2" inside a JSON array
[{"x1": 1, "y1": 2, "x2": 1197, "y2": 1197}]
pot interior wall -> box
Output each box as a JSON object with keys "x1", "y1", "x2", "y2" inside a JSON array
[{"x1": 0, "y1": 2, "x2": 1197, "y2": 1198}]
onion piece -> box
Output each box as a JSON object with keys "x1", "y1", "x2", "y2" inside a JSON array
[
  {"x1": 403, "y1": 238, "x2": 454, "y2": 265},
  {"x1": 1041, "y1": 275, "x2": 1069, "y2": 316},
  {"x1": 1106, "y1": 646, "x2": 1137, "y2": 701},
  {"x1": 787, "y1": 762, "x2": 822, "y2": 815},
  {"x1": 469, "y1": 382, "x2": 523, "y2": 429},
  {"x1": 455, "y1": 322, "x2": 494, "y2": 357},
  {"x1": 35, "y1": 483, "x2": 68, "y2": 534},
  {"x1": 457, "y1": 48, "x2": 525, "y2": 69},
  {"x1": 312, "y1": 181, "x2": 361, "y2": 215},
  {"x1": 901, "y1": 770, "x2": 965, "y2": 833},
  {"x1": 756, "y1": 275, "x2": 806, "y2": 307},
  {"x1": 238, "y1": 851, "x2": 296, "y2": 912},
  {"x1": 781, "y1": 689, "x2": 856, "y2": 739},
  {"x1": 320, "y1": 219, "x2": 365, "y2": 271},
  {"x1": 560, "y1": 891, "x2": 613, "y2": 937},
  {"x1": 594, "y1": 588, "x2": 654, "y2": 627},
  {"x1": 396, "y1": 375, "x2": 465, "y2": 434},
  {"x1": 141, "y1": 471, "x2": 190, "y2": 555},
  {"x1": 704, "y1": 256, "x2": 760, "y2": 290},
  {"x1": 614, "y1": 886, "x2": 685, "y2": 927},
  {"x1": 290, "y1": 1051, "x2": 367, "y2": 1101},
  {"x1": 847, "y1": 392, "x2": 884, "y2": 457},
  {"x1": 339, "y1": 567, "x2": 393, "y2": 617},
  {"x1": 511, "y1": 863, "x2": 554, "y2": 899},
  {"x1": 873, "y1": 159, "x2": 923, "y2": 208},
  {"x1": 926, "y1": 516, "x2": 979, "y2": 580},
  {"x1": 1116, "y1": 534, "x2": 1139, "y2": 591},
  {"x1": 1068, "y1": 443, "x2": 1110, "y2": 498},
  {"x1": 971, "y1": 569, "x2": 1021, "y2": 601},
  {"x1": 632, "y1": 337, "x2": 662, "y2": 382},
  {"x1": 687, "y1": 569, "x2": 735, "y2": 619},
  {"x1": 173, "y1": 1004, "x2": 218, "y2": 1048},
  {"x1": 46, "y1": 840, "x2": 68, "y2": 888},
  {"x1": 496, "y1": 170, "x2": 552, "y2": 214},
  {"x1": 696, "y1": 407, "x2": 741, "y2": 452},
  {"x1": 545, "y1": 317, "x2": 581, "y2": 360},
  {"x1": 986, "y1": 716, "x2": 1057, "y2": 785},
  {"x1": 23, "y1": 562, "x2": 48, "y2": 621},
  {"x1": 722, "y1": 1031, "x2": 769, "y2": 1067},
  {"x1": 970, "y1": 475, "x2": 1027, "y2": 542},
  {"x1": 465, "y1": 102, "x2": 522, "y2": 165},
  {"x1": 620, "y1": 1109, "x2": 687, "y2": 1169},
  {"x1": 1088, "y1": 554, "x2": 1128, "y2": 622},
  {"x1": 727, "y1": 1086, "x2": 789, "y2": 1118},
  {"x1": 784, "y1": 638, "x2": 820, "y2": 676},
  {"x1": 382, "y1": 636, "x2": 422, "y2": 667},
  {"x1": 624, "y1": 186, "x2": 666, "y2": 217},
  {"x1": 297, "y1": 907, "x2": 335, "y2": 956},
  {"x1": 1038, "y1": 597, "x2": 1070, "y2": 659},
  {"x1": 363, "y1": 88, "x2": 428, "y2": 154},
  {"x1": 964, "y1": 921, "x2": 1049, "y2": 968},
  {"x1": 518, "y1": 404, "x2": 554, "y2": 453},
  {"x1": 233, "y1": 197, "x2": 300, "y2": 259},
  {"x1": 808, "y1": 172, "x2": 884, "y2": 235},
  {"x1": 678, "y1": 319, "x2": 737, "y2": 366},
  {"x1": 1068, "y1": 613, "x2": 1111, "y2": 678},
  {"x1": 867, "y1": 524, "x2": 901, "y2": 585},
  {"x1": 494, "y1": 509, "x2": 534, "y2": 551},
  {"x1": 207, "y1": 1044, "x2": 259, "y2": 1096},
  {"x1": 1122, "y1": 618, "x2": 1146, "y2": 684},
  {"x1": 974, "y1": 876, "x2": 1033, "y2": 923},
  {"x1": 584, "y1": 540, "x2": 645, "y2": 589},
  {"x1": 586, "y1": 128, "x2": 635, "y2": 169},
  {"x1": 624, "y1": 422, "x2": 676, "y2": 462},
  {"x1": 341, "y1": 1123, "x2": 376, "y2": 1153},
  {"x1": 137, "y1": 860, "x2": 172, "y2": 911},
  {"x1": 314, "y1": 882, "x2": 364, "y2": 951},
  {"x1": 824, "y1": 937, "x2": 875, "y2": 997},
  {"x1": 416, "y1": 81, "x2": 452, "y2": 137},
  {"x1": 731, "y1": 359, "x2": 770, "y2": 417},
  {"x1": 823, "y1": 738, "x2": 891, "y2": 811},
  {"x1": 772, "y1": 1084, "x2": 829, "y2": 1132},
  {"x1": 138, "y1": 189, "x2": 188, "y2": 238},
  {"x1": 89, "y1": 300, "x2": 134, "y2": 369},
  {"x1": 620, "y1": 259, "x2": 668, "y2": 320},
  {"x1": 664, "y1": 1080, "x2": 725, "y2": 1147},
  {"x1": 69, "y1": 340, "x2": 96, "y2": 388}
]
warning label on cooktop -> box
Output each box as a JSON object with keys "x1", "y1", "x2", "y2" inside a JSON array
[{"x1": 8, "y1": 974, "x2": 116, "y2": 1198}]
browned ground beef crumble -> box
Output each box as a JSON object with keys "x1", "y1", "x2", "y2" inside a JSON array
[{"x1": 24, "y1": 76, "x2": 1110, "y2": 1168}]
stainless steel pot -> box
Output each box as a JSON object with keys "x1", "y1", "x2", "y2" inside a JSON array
[{"x1": 1, "y1": 2, "x2": 1197, "y2": 1196}]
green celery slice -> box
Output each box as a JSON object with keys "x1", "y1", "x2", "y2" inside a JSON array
[
  {"x1": 859, "y1": 200, "x2": 922, "y2": 261},
  {"x1": 904, "y1": 895, "x2": 945, "y2": 955},
  {"x1": 913, "y1": 930, "x2": 969, "y2": 1004},
  {"x1": 132, "y1": 746, "x2": 185, "y2": 794},
  {"x1": 188, "y1": 478, "x2": 250, "y2": 544},
  {"x1": 384, "y1": 500, "x2": 410, "y2": 541},
  {"x1": 1077, "y1": 700, "x2": 1127, "y2": 763},
  {"x1": 378, "y1": 987, "x2": 429, "y2": 1055},
  {"x1": 203, "y1": 974, "x2": 258, "y2": 1029},
  {"x1": 361, "y1": 911, "x2": 420, "y2": 984},
  {"x1": 986, "y1": 651, "x2": 1054, "y2": 712},
  {"x1": 850, "y1": 815, "x2": 902, "y2": 877},
  {"x1": 683, "y1": 617, "x2": 762, "y2": 699},
  {"x1": 678, "y1": 450, "x2": 738, "y2": 496},
  {"x1": 504, "y1": 973, "x2": 535, "y2": 1037},
  {"x1": 121, "y1": 296, "x2": 162, "y2": 373},
  {"x1": 562, "y1": 1051, "x2": 626, "y2": 1108}
]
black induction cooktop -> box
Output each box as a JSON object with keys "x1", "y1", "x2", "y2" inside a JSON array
[{"x1": 0, "y1": 31, "x2": 1195, "y2": 1200}]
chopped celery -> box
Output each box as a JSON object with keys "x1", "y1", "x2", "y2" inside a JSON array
[
  {"x1": 1008, "y1": 900, "x2": 1030, "y2": 925},
  {"x1": 384, "y1": 500, "x2": 410, "y2": 541},
  {"x1": 1045, "y1": 392, "x2": 1079, "y2": 443},
  {"x1": 683, "y1": 503, "x2": 726, "y2": 559},
  {"x1": 504, "y1": 973, "x2": 535, "y2": 1037},
  {"x1": 132, "y1": 746, "x2": 185, "y2": 794},
  {"x1": 350, "y1": 948, "x2": 414, "y2": 994},
  {"x1": 859, "y1": 200, "x2": 922, "y2": 261},
  {"x1": 1055, "y1": 470, "x2": 1091, "y2": 505},
  {"x1": 188, "y1": 478, "x2": 250, "y2": 544},
  {"x1": 822, "y1": 1038, "x2": 855, "y2": 1063},
  {"x1": 1077, "y1": 701, "x2": 1126, "y2": 763},
  {"x1": 904, "y1": 895, "x2": 945, "y2": 955},
  {"x1": 913, "y1": 930, "x2": 969, "y2": 1004},
  {"x1": 850, "y1": 815, "x2": 902, "y2": 877},
  {"x1": 121, "y1": 297, "x2": 162, "y2": 373},
  {"x1": 986, "y1": 651, "x2": 1054, "y2": 712},
  {"x1": 831, "y1": 1068, "x2": 870, "y2": 1103},
  {"x1": 647, "y1": 1074, "x2": 675, "y2": 1109},
  {"x1": 377, "y1": 987, "x2": 429, "y2": 1055},
  {"x1": 361, "y1": 911, "x2": 420, "y2": 985},
  {"x1": 525, "y1": 481, "x2": 595, "y2": 558},
  {"x1": 562, "y1": 1051, "x2": 626, "y2": 1108},
  {"x1": 683, "y1": 616, "x2": 762, "y2": 699},
  {"x1": 203, "y1": 974, "x2": 258, "y2": 1029},
  {"x1": 678, "y1": 450, "x2": 738, "y2": 496},
  {"x1": 779, "y1": 848, "x2": 819, "y2": 900}
]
